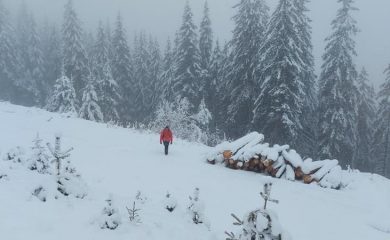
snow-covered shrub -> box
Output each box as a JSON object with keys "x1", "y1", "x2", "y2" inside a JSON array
[
  {"x1": 32, "y1": 185, "x2": 47, "y2": 202},
  {"x1": 100, "y1": 196, "x2": 121, "y2": 230},
  {"x1": 28, "y1": 134, "x2": 51, "y2": 174},
  {"x1": 56, "y1": 158, "x2": 88, "y2": 199},
  {"x1": 135, "y1": 190, "x2": 147, "y2": 205},
  {"x1": 150, "y1": 97, "x2": 214, "y2": 144},
  {"x1": 188, "y1": 187, "x2": 205, "y2": 224},
  {"x1": 126, "y1": 201, "x2": 141, "y2": 224},
  {"x1": 164, "y1": 192, "x2": 177, "y2": 212},
  {"x1": 3, "y1": 147, "x2": 26, "y2": 164}
]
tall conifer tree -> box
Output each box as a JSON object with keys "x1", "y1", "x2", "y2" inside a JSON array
[
  {"x1": 111, "y1": 13, "x2": 134, "y2": 123},
  {"x1": 62, "y1": 0, "x2": 88, "y2": 102},
  {"x1": 372, "y1": 66, "x2": 390, "y2": 177},
  {"x1": 252, "y1": 0, "x2": 306, "y2": 147},
  {"x1": 318, "y1": 0, "x2": 359, "y2": 166},
  {"x1": 170, "y1": 2, "x2": 202, "y2": 113},
  {"x1": 224, "y1": 0, "x2": 269, "y2": 138},
  {"x1": 355, "y1": 68, "x2": 376, "y2": 171}
]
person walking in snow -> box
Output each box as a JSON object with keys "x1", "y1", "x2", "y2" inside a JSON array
[{"x1": 160, "y1": 126, "x2": 173, "y2": 155}]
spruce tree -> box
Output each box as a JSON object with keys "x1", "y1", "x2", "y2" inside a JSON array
[
  {"x1": 47, "y1": 69, "x2": 77, "y2": 115},
  {"x1": 224, "y1": 0, "x2": 269, "y2": 138},
  {"x1": 170, "y1": 2, "x2": 202, "y2": 113},
  {"x1": 79, "y1": 70, "x2": 104, "y2": 122},
  {"x1": 372, "y1": 66, "x2": 390, "y2": 178},
  {"x1": 199, "y1": 1, "x2": 213, "y2": 95},
  {"x1": 15, "y1": 2, "x2": 38, "y2": 105},
  {"x1": 160, "y1": 38, "x2": 176, "y2": 102},
  {"x1": 27, "y1": 13, "x2": 44, "y2": 105},
  {"x1": 355, "y1": 68, "x2": 376, "y2": 171},
  {"x1": 111, "y1": 13, "x2": 134, "y2": 123},
  {"x1": 318, "y1": 0, "x2": 359, "y2": 167},
  {"x1": 62, "y1": 0, "x2": 88, "y2": 102},
  {"x1": 0, "y1": 0, "x2": 18, "y2": 101},
  {"x1": 294, "y1": 0, "x2": 317, "y2": 157},
  {"x1": 93, "y1": 22, "x2": 120, "y2": 122},
  {"x1": 41, "y1": 23, "x2": 62, "y2": 105},
  {"x1": 133, "y1": 32, "x2": 156, "y2": 122},
  {"x1": 252, "y1": 0, "x2": 306, "y2": 147},
  {"x1": 148, "y1": 37, "x2": 162, "y2": 117}
]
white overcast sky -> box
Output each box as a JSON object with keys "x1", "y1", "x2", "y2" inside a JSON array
[{"x1": 4, "y1": 0, "x2": 390, "y2": 89}]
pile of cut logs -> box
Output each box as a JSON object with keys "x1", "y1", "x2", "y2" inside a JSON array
[{"x1": 206, "y1": 132, "x2": 342, "y2": 189}]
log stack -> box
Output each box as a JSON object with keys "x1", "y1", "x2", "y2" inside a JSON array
[{"x1": 206, "y1": 132, "x2": 343, "y2": 189}]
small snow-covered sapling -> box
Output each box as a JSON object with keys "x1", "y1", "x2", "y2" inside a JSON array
[
  {"x1": 47, "y1": 134, "x2": 74, "y2": 176},
  {"x1": 165, "y1": 192, "x2": 177, "y2": 212},
  {"x1": 260, "y1": 183, "x2": 279, "y2": 210},
  {"x1": 100, "y1": 197, "x2": 121, "y2": 230},
  {"x1": 188, "y1": 187, "x2": 204, "y2": 224},
  {"x1": 126, "y1": 201, "x2": 141, "y2": 224}
]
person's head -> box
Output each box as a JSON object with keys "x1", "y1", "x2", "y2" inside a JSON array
[{"x1": 165, "y1": 126, "x2": 169, "y2": 129}]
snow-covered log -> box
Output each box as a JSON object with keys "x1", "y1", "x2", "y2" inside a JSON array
[{"x1": 206, "y1": 132, "x2": 343, "y2": 189}]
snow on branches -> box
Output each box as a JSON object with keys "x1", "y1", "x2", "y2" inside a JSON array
[{"x1": 225, "y1": 183, "x2": 289, "y2": 240}]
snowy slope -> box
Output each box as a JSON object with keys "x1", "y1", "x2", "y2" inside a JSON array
[{"x1": 0, "y1": 102, "x2": 389, "y2": 240}]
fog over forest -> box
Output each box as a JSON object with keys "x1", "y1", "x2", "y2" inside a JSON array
[{"x1": 4, "y1": 0, "x2": 390, "y2": 89}]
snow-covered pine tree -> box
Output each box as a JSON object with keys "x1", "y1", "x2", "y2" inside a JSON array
[
  {"x1": 225, "y1": 183, "x2": 286, "y2": 240},
  {"x1": 41, "y1": 23, "x2": 62, "y2": 106},
  {"x1": 188, "y1": 187, "x2": 205, "y2": 224},
  {"x1": 224, "y1": 0, "x2": 269, "y2": 138},
  {"x1": 79, "y1": 70, "x2": 104, "y2": 122},
  {"x1": 100, "y1": 196, "x2": 121, "y2": 230},
  {"x1": 46, "y1": 69, "x2": 77, "y2": 115},
  {"x1": 199, "y1": 1, "x2": 213, "y2": 95},
  {"x1": 318, "y1": 0, "x2": 359, "y2": 167},
  {"x1": 0, "y1": 0, "x2": 19, "y2": 102},
  {"x1": 170, "y1": 2, "x2": 202, "y2": 113},
  {"x1": 160, "y1": 38, "x2": 176, "y2": 102},
  {"x1": 192, "y1": 99, "x2": 212, "y2": 144},
  {"x1": 132, "y1": 32, "x2": 159, "y2": 122},
  {"x1": 355, "y1": 68, "x2": 376, "y2": 171},
  {"x1": 15, "y1": 2, "x2": 42, "y2": 106},
  {"x1": 252, "y1": 0, "x2": 306, "y2": 149},
  {"x1": 111, "y1": 13, "x2": 134, "y2": 123},
  {"x1": 206, "y1": 40, "x2": 222, "y2": 131},
  {"x1": 93, "y1": 22, "x2": 121, "y2": 123},
  {"x1": 47, "y1": 134, "x2": 87, "y2": 198},
  {"x1": 28, "y1": 134, "x2": 51, "y2": 174},
  {"x1": 164, "y1": 192, "x2": 177, "y2": 212},
  {"x1": 372, "y1": 65, "x2": 390, "y2": 178},
  {"x1": 148, "y1": 37, "x2": 162, "y2": 118},
  {"x1": 293, "y1": 0, "x2": 318, "y2": 157},
  {"x1": 62, "y1": 0, "x2": 88, "y2": 102}
]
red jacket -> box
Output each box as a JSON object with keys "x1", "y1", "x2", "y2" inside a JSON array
[{"x1": 160, "y1": 128, "x2": 173, "y2": 144}]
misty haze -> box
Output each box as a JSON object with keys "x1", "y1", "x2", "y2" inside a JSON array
[{"x1": 0, "y1": 0, "x2": 389, "y2": 240}]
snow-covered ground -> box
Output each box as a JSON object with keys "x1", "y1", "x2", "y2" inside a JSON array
[{"x1": 0, "y1": 102, "x2": 389, "y2": 240}]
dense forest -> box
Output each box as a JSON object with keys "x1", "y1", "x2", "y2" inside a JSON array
[{"x1": 0, "y1": 0, "x2": 388, "y2": 177}]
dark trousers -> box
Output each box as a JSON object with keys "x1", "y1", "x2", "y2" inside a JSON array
[{"x1": 163, "y1": 141, "x2": 170, "y2": 155}]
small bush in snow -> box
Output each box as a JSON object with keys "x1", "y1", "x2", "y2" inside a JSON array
[
  {"x1": 164, "y1": 192, "x2": 177, "y2": 212},
  {"x1": 28, "y1": 134, "x2": 51, "y2": 174},
  {"x1": 100, "y1": 196, "x2": 121, "y2": 230},
  {"x1": 135, "y1": 190, "x2": 147, "y2": 205},
  {"x1": 32, "y1": 186, "x2": 47, "y2": 202},
  {"x1": 3, "y1": 147, "x2": 26, "y2": 164},
  {"x1": 188, "y1": 187, "x2": 205, "y2": 224}
]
